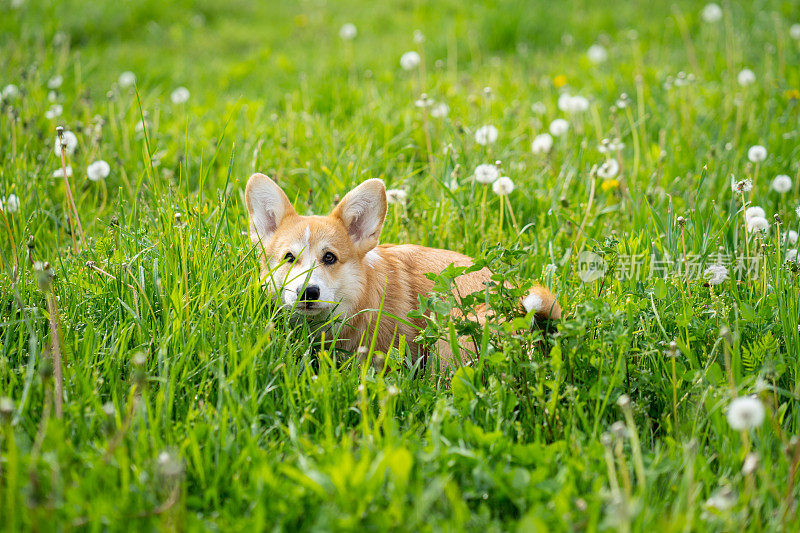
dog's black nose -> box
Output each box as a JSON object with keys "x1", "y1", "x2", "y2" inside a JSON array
[{"x1": 300, "y1": 285, "x2": 320, "y2": 301}]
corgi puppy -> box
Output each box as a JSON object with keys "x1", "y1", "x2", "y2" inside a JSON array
[{"x1": 245, "y1": 173, "x2": 560, "y2": 368}]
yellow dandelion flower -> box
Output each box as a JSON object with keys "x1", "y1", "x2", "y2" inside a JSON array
[
  {"x1": 601, "y1": 179, "x2": 619, "y2": 192},
  {"x1": 785, "y1": 89, "x2": 799, "y2": 101},
  {"x1": 554, "y1": 75, "x2": 568, "y2": 89}
]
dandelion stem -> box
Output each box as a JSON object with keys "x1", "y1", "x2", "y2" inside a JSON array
[
  {"x1": 504, "y1": 196, "x2": 519, "y2": 234},
  {"x1": 498, "y1": 193, "x2": 504, "y2": 241},
  {"x1": 671, "y1": 355, "x2": 678, "y2": 430},
  {"x1": 46, "y1": 291, "x2": 63, "y2": 419},
  {"x1": 57, "y1": 135, "x2": 87, "y2": 251}
]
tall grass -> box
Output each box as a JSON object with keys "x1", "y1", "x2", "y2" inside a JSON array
[{"x1": 1, "y1": 0, "x2": 800, "y2": 529}]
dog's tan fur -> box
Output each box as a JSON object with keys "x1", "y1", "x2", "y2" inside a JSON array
[{"x1": 245, "y1": 173, "x2": 560, "y2": 366}]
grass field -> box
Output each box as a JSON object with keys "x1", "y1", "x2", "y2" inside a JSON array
[{"x1": 2, "y1": 0, "x2": 800, "y2": 530}]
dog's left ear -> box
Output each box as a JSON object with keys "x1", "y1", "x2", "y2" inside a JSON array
[{"x1": 331, "y1": 179, "x2": 387, "y2": 253}]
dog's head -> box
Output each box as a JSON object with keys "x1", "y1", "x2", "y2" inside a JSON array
[{"x1": 245, "y1": 173, "x2": 387, "y2": 317}]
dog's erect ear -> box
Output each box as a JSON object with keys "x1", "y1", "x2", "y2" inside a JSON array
[
  {"x1": 331, "y1": 179, "x2": 387, "y2": 253},
  {"x1": 245, "y1": 173, "x2": 296, "y2": 246}
]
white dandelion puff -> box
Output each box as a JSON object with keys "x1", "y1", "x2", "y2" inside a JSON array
[
  {"x1": 430, "y1": 102, "x2": 449, "y2": 118},
  {"x1": 597, "y1": 159, "x2": 620, "y2": 179},
  {"x1": 726, "y1": 396, "x2": 765, "y2": 430},
  {"x1": 54, "y1": 130, "x2": 78, "y2": 157},
  {"x1": 731, "y1": 177, "x2": 753, "y2": 193},
  {"x1": 549, "y1": 118, "x2": 569, "y2": 137},
  {"x1": 474, "y1": 164, "x2": 499, "y2": 184},
  {"x1": 790, "y1": 23, "x2": 800, "y2": 40},
  {"x1": 785, "y1": 249, "x2": 798, "y2": 263},
  {"x1": 2, "y1": 84, "x2": 20, "y2": 100},
  {"x1": 558, "y1": 93, "x2": 589, "y2": 113},
  {"x1": 746, "y1": 216, "x2": 770, "y2": 234},
  {"x1": 742, "y1": 452, "x2": 759, "y2": 475},
  {"x1": 784, "y1": 230, "x2": 798, "y2": 245},
  {"x1": 701, "y1": 3, "x2": 723, "y2": 23},
  {"x1": 386, "y1": 189, "x2": 407, "y2": 205},
  {"x1": 747, "y1": 145, "x2": 767, "y2": 163},
  {"x1": 531, "y1": 133, "x2": 554, "y2": 154},
  {"x1": 47, "y1": 75, "x2": 63, "y2": 89},
  {"x1": 414, "y1": 94, "x2": 432, "y2": 108},
  {"x1": 87, "y1": 160, "x2": 111, "y2": 182},
  {"x1": 0, "y1": 194, "x2": 20, "y2": 214},
  {"x1": 704, "y1": 264, "x2": 729, "y2": 286},
  {"x1": 474, "y1": 125, "x2": 499, "y2": 145},
  {"x1": 53, "y1": 166, "x2": 73, "y2": 178},
  {"x1": 170, "y1": 86, "x2": 190, "y2": 104},
  {"x1": 705, "y1": 487, "x2": 736, "y2": 512},
  {"x1": 531, "y1": 101, "x2": 547, "y2": 115},
  {"x1": 118, "y1": 71, "x2": 136, "y2": 88},
  {"x1": 587, "y1": 44, "x2": 608, "y2": 64},
  {"x1": 400, "y1": 51, "x2": 421, "y2": 71},
  {"x1": 771, "y1": 174, "x2": 792, "y2": 194},
  {"x1": 745, "y1": 206, "x2": 766, "y2": 220},
  {"x1": 339, "y1": 23, "x2": 357, "y2": 40},
  {"x1": 492, "y1": 176, "x2": 514, "y2": 196},
  {"x1": 737, "y1": 68, "x2": 756, "y2": 86},
  {"x1": 45, "y1": 105, "x2": 63, "y2": 120}
]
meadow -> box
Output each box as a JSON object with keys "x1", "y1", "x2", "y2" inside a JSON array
[{"x1": 2, "y1": 0, "x2": 800, "y2": 530}]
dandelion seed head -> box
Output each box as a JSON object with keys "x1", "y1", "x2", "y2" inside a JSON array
[
  {"x1": 558, "y1": 93, "x2": 589, "y2": 113},
  {"x1": 54, "y1": 130, "x2": 78, "y2": 157},
  {"x1": 598, "y1": 159, "x2": 620, "y2": 179},
  {"x1": 742, "y1": 452, "x2": 759, "y2": 475},
  {"x1": 747, "y1": 145, "x2": 767, "y2": 163},
  {"x1": 747, "y1": 216, "x2": 769, "y2": 234},
  {"x1": 339, "y1": 22, "x2": 357, "y2": 40},
  {"x1": 785, "y1": 230, "x2": 798, "y2": 245},
  {"x1": 45, "y1": 104, "x2": 63, "y2": 120},
  {"x1": 587, "y1": 44, "x2": 608, "y2": 63},
  {"x1": 0, "y1": 194, "x2": 20, "y2": 214},
  {"x1": 704, "y1": 264, "x2": 729, "y2": 285},
  {"x1": 386, "y1": 189, "x2": 407, "y2": 205},
  {"x1": 731, "y1": 177, "x2": 753, "y2": 193},
  {"x1": 726, "y1": 396, "x2": 765, "y2": 430},
  {"x1": 118, "y1": 71, "x2": 136, "y2": 88},
  {"x1": 790, "y1": 23, "x2": 800, "y2": 40},
  {"x1": 47, "y1": 75, "x2": 63, "y2": 89},
  {"x1": 400, "y1": 51, "x2": 421, "y2": 71},
  {"x1": 705, "y1": 487, "x2": 736, "y2": 512},
  {"x1": 531, "y1": 133, "x2": 554, "y2": 154},
  {"x1": 414, "y1": 93, "x2": 432, "y2": 108},
  {"x1": 745, "y1": 206, "x2": 765, "y2": 220},
  {"x1": 771, "y1": 174, "x2": 792, "y2": 194},
  {"x1": 170, "y1": 86, "x2": 190, "y2": 104},
  {"x1": 492, "y1": 176, "x2": 514, "y2": 196},
  {"x1": 53, "y1": 166, "x2": 73, "y2": 178},
  {"x1": 737, "y1": 68, "x2": 756, "y2": 86},
  {"x1": 701, "y1": 3, "x2": 723, "y2": 23},
  {"x1": 474, "y1": 163, "x2": 499, "y2": 184},
  {"x1": 474, "y1": 125, "x2": 499, "y2": 145},
  {"x1": 430, "y1": 102, "x2": 449, "y2": 118},
  {"x1": 531, "y1": 101, "x2": 547, "y2": 115},
  {"x1": 1, "y1": 84, "x2": 19, "y2": 100},
  {"x1": 549, "y1": 118, "x2": 569, "y2": 137},
  {"x1": 87, "y1": 160, "x2": 111, "y2": 182}
]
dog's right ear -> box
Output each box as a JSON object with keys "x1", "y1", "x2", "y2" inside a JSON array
[{"x1": 245, "y1": 173, "x2": 296, "y2": 246}]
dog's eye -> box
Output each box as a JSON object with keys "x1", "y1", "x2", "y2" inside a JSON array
[
  {"x1": 322, "y1": 252, "x2": 337, "y2": 265},
  {"x1": 283, "y1": 252, "x2": 295, "y2": 263}
]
